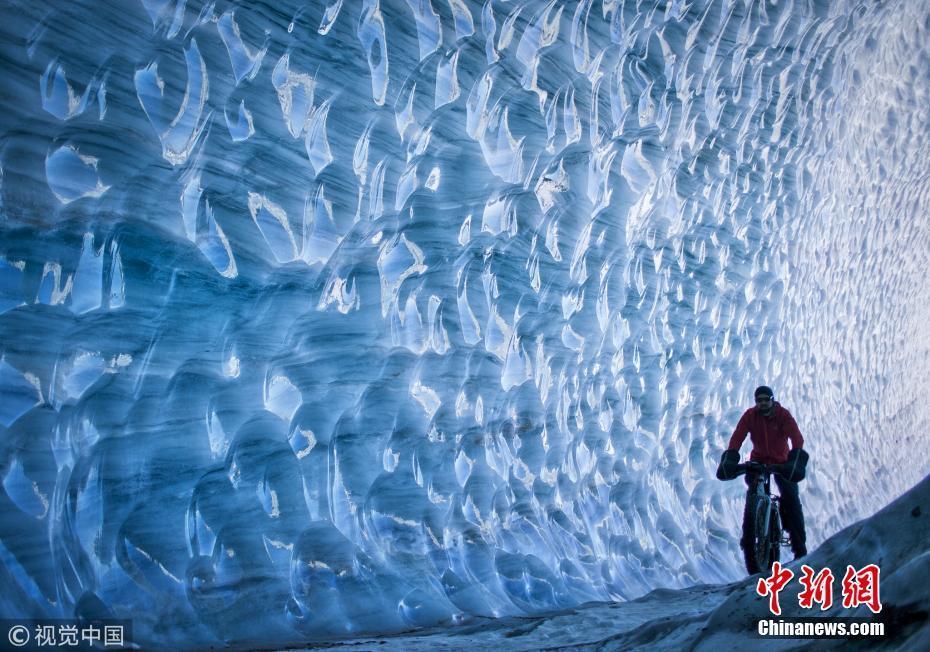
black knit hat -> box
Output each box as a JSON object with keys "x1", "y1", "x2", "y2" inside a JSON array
[{"x1": 754, "y1": 385, "x2": 774, "y2": 399}]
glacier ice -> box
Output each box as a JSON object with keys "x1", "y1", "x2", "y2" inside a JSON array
[
  {"x1": 1, "y1": 0, "x2": 929, "y2": 647},
  {"x1": 284, "y1": 471, "x2": 930, "y2": 649}
]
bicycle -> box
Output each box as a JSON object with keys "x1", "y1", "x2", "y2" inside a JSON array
[{"x1": 734, "y1": 461, "x2": 792, "y2": 574}]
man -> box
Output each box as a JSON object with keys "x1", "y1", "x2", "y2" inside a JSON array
[{"x1": 726, "y1": 385, "x2": 808, "y2": 565}]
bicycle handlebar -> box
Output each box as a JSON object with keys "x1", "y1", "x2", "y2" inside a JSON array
[
  {"x1": 718, "y1": 449, "x2": 807, "y2": 483},
  {"x1": 733, "y1": 461, "x2": 789, "y2": 479}
]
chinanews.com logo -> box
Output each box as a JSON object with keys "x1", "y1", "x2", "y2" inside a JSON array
[{"x1": 753, "y1": 562, "x2": 886, "y2": 639}]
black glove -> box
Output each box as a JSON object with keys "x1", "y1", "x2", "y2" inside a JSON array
[
  {"x1": 716, "y1": 449, "x2": 740, "y2": 480},
  {"x1": 783, "y1": 448, "x2": 809, "y2": 482}
]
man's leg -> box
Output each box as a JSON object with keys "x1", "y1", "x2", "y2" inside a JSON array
[
  {"x1": 741, "y1": 472, "x2": 759, "y2": 572},
  {"x1": 775, "y1": 475, "x2": 807, "y2": 558}
]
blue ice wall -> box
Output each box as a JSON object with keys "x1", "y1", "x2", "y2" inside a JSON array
[{"x1": 1, "y1": 0, "x2": 928, "y2": 647}]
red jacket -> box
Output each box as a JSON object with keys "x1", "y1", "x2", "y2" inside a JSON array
[{"x1": 727, "y1": 402, "x2": 804, "y2": 464}]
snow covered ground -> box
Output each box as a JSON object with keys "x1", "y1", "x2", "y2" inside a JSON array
[{"x1": 288, "y1": 471, "x2": 930, "y2": 651}]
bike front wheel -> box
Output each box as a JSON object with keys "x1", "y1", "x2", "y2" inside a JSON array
[
  {"x1": 744, "y1": 495, "x2": 775, "y2": 574},
  {"x1": 769, "y1": 505, "x2": 781, "y2": 565}
]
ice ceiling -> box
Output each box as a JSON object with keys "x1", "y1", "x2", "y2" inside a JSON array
[{"x1": 0, "y1": 0, "x2": 928, "y2": 647}]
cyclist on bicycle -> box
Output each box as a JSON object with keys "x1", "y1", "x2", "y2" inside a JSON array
[{"x1": 721, "y1": 385, "x2": 808, "y2": 564}]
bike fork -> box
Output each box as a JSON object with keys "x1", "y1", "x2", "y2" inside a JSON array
[
  {"x1": 758, "y1": 487, "x2": 771, "y2": 537},
  {"x1": 772, "y1": 497, "x2": 790, "y2": 547}
]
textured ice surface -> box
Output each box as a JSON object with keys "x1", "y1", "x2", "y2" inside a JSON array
[
  {"x1": 1, "y1": 0, "x2": 929, "y2": 647},
  {"x1": 289, "y1": 470, "x2": 930, "y2": 650}
]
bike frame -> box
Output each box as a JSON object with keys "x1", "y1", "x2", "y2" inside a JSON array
[{"x1": 739, "y1": 462, "x2": 789, "y2": 549}]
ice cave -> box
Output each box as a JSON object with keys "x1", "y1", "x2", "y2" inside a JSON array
[{"x1": 0, "y1": 0, "x2": 928, "y2": 648}]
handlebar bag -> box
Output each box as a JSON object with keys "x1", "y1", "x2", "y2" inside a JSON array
[
  {"x1": 716, "y1": 449, "x2": 741, "y2": 480},
  {"x1": 783, "y1": 448, "x2": 809, "y2": 482}
]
